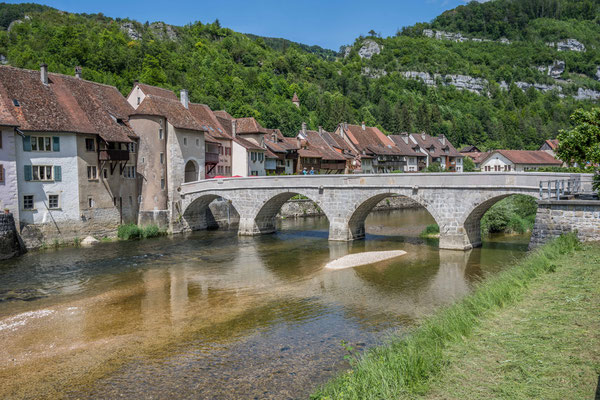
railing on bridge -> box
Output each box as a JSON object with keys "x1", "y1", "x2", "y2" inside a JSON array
[{"x1": 538, "y1": 176, "x2": 595, "y2": 200}]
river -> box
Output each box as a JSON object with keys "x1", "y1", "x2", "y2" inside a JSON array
[{"x1": 0, "y1": 209, "x2": 530, "y2": 399}]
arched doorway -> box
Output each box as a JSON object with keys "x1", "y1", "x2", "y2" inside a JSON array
[{"x1": 184, "y1": 160, "x2": 198, "y2": 183}]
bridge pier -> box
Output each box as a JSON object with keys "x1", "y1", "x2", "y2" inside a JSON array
[{"x1": 238, "y1": 217, "x2": 276, "y2": 236}]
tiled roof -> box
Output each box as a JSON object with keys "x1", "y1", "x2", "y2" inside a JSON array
[
  {"x1": 409, "y1": 132, "x2": 462, "y2": 158},
  {"x1": 188, "y1": 103, "x2": 232, "y2": 140},
  {"x1": 234, "y1": 136, "x2": 264, "y2": 151},
  {"x1": 484, "y1": 150, "x2": 562, "y2": 165},
  {"x1": 543, "y1": 139, "x2": 559, "y2": 150},
  {"x1": 204, "y1": 132, "x2": 220, "y2": 144},
  {"x1": 265, "y1": 148, "x2": 278, "y2": 158},
  {"x1": 134, "y1": 95, "x2": 203, "y2": 131},
  {"x1": 292, "y1": 92, "x2": 299, "y2": 102},
  {"x1": 214, "y1": 110, "x2": 233, "y2": 120},
  {"x1": 0, "y1": 65, "x2": 135, "y2": 142},
  {"x1": 460, "y1": 145, "x2": 481, "y2": 153},
  {"x1": 298, "y1": 148, "x2": 322, "y2": 158},
  {"x1": 264, "y1": 139, "x2": 287, "y2": 153},
  {"x1": 321, "y1": 130, "x2": 356, "y2": 156},
  {"x1": 134, "y1": 83, "x2": 178, "y2": 101},
  {"x1": 343, "y1": 124, "x2": 405, "y2": 156},
  {"x1": 280, "y1": 137, "x2": 301, "y2": 150},
  {"x1": 300, "y1": 130, "x2": 346, "y2": 161},
  {"x1": 388, "y1": 135, "x2": 428, "y2": 157},
  {"x1": 465, "y1": 151, "x2": 489, "y2": 164}
]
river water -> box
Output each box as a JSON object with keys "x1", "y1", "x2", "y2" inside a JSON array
[{"x1": 0, "y1": 209, "x2": 530, "y2": 399}]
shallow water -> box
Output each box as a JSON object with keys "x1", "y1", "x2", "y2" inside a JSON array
[{"x1": 0, "y1": 209, "x2": 530, "y2": 399}]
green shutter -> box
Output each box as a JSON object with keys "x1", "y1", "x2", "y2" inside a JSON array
[
  {"x1": 52, "y1": 136, "x2": 60, "y2": 152},
  {"x1": 23, "y1": 136, "x2": 31, "y2": 152},
  {"x1": 54, "y1": 166, "x2": 61, "y2": 181},
  {"x1": 24, "y1": 165, "x2": 32, "y2": 181}
]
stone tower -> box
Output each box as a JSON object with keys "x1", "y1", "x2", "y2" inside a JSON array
[{"x1": 292, "y1": 92, "x2": 300, "y2": 108}]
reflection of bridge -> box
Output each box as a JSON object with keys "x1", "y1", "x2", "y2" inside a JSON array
[{"x1": 177, "y1": 173, "x2": 587, "y2": 250}]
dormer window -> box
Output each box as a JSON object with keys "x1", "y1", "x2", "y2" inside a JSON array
[
  {"x1": 137, "y1": 97, "x2": 141, "y2": 105},
  {"x1": 12, "y1": 99, "x2": 19, "y2": 107}
]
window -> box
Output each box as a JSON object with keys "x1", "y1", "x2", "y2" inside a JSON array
[
  {"x1": 30, "y1": 136, "x2": 52, "y2": 152},
  {"x1": 137, "y1": 97, "x2": 141, "y2": 105},
  {"x1": 128, "y1": 143, "x2": 136, "y2": 153},
  {"x1": 219, "y1": 146, "x2": 223, "y2": 155},
  {"x1": 251, "y1": 171, "x2": 258, "y2": 176},
  {"x1": 32, "y1": 165, "x2": 53, "y2": 181},
  {"x1": 160, "y1": 178, "x2": 165, "y2": 190},
  {"x1": 124, "y1": 166, "x2": 136, "y2": 179},
  {"x1": 103, "y1": 169, "x2": 108, "y2": 179},
  {"x1": 159, "y1": 128, "x2": 163, "y2": 140},
  {"x1": 183, "y1": 137, "x2": 188, "y2": 146},
  {"x1": 85, "y1": 138, "x2": 95, "y2": 152},
  {"x1": 0, "y1": 164, "x2": 3, "y2": 182},
  {"x1": 258, "y1": 153, "x2": 264, "y2": 162},
  {"x1": 12, "y1": 99, "x2": 19, "y2": 107},
  {"x1": 160, "y1": 153, "x2": 164, "y2": 164},
  {"x1": 251, "y1": 152, "x2": 256, "y2": 162},
  {"x1": 48, "y1": 194, "x2": 59, "y2": 209},
  {"x1": 23, "y1": 195, "x2": 34, "y2": 210},
  {"x1": 196, "y1": 138, "x2": 200, "y2": 147},
  {"x1": 129, "y1": 196, "x2": 133, "y2": 206},
  {"x1": 113, "y1": 197, "x2": 117, "y2": 206},
  {"x1": 87, "y1": 166, "x2": 98, "y2": 180},
  {"x1": 88, "y1": 197, "x2": 94, "y2": 208}
]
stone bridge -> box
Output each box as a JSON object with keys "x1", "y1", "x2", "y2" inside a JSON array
[{"x1": 175, "y1": 173, "x2": 585, "y2": 250}]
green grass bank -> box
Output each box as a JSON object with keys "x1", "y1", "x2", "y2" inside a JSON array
[
  {"x1": 117, "y1": 224, "x2": 166, "y2": 240},
  {"x1": 312, "y1": 234, "x2": 600, "y2": 399}
]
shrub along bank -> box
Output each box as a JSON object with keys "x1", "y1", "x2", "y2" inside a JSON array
[
  {"x1": 117, "y1": 224, "x2": 166, "y2": 240},
  {"x1": 312, "y1": 233, "x2": 584, "y2": 399}
]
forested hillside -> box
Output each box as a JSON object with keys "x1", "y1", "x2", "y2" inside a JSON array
[{"x1": 0, "y1": 1, "x2": 599, "y2": 150}]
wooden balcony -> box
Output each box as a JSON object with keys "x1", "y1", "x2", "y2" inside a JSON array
[
  {"x1": 99, "y1": 149, "x2": 129, "y2": 161},
  {"x1": 205, "y1": 152, "x2": 219, "y2": 164}
]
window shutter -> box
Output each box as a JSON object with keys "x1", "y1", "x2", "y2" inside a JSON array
[
  {"x1": 24, "y1": 165, "x2": 32, "y2": 181},
  {"x1": 52, "y1": 136, "x2": 60, "y2": 152},
  {"x1": 54, "y1": 166, "x2": 62, "y2": 181},
  {"x1": 23, "y1": 136, "x2": 31, "y2": 152}
]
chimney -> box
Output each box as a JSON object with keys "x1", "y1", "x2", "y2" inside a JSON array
[
  {"x1": 440, "y1": 134, "x2": 446, "y2": 145},
  {"x1": 302, "y1": 122, "x2": 307, "y2": 135},
  {"x1": 318, "y1": 126, "x2": 323, "y2": 135},
  {"x1": 231, "y1": 120, "x2": 237, "y2": 138},
  {"x1": 344, "y1": 122, "x2": 348, "y2": 130},
  {"x1": 361, "y1": 121, "x2": 366, "y2": 130},
  {"x1": 75, "y1": 66, "x2": 82, "y2": 79},
  {"x1": 40, "y1": 63, "x2": 48, "y2": 85},
  {"x1": 421, "y1": 132, "x2": 426, "y2": 140},
  {"x1": 180, "y1": 89, "x2": 189, "y2": 109},
  {"x1": 401, "y1": 132, "x2": 409, "y2": 144}
]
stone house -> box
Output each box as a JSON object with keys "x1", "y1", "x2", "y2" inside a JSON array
[
  {"x1": 480, "y1": 150, "x2": 562, "y2": 172},
  {"x1": 127, "y1": 86, "x2": 207, "y2": 229},
  {"x1": 0, "y1": 107, "x2": 20, "y2": 226},
  {"x1": 388, "y1": 134, "x2": 429, "y2": 172},
  {"x1": 333, "y1": 122, "x2": 403, "y2": 173},
  {"x1": 0, "y1": 64, "x2": 139, "y2": 247},
  {"x1": 188, "y1": 103, "x2": 233, "y2": 178},
  {"x1": 296, "y1": 124, "x2": 347, "y2": 174},
  {"x1": 408, "y1": 132, "x2": 464, "y2": 172}
]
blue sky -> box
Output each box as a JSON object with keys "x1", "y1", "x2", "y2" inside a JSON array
[{"x1": 7, "y1": 0, "x2": 473, "y2": 49}]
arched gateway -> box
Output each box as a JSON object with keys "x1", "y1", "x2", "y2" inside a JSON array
[{"x1": 177, "y1": 173, "x2": 587, "y2": 250}]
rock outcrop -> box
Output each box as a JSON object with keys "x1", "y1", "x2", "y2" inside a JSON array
[
  {"x1": 120, "y1": 22, "x2": 142, "y2": 40},
  {"x1": 361, "y1": 67, "x2": 387, "y2": 78},
  {"x1": 150, "y1": 22, "x2": 177, "y2": 40},
  {"x1": 574, "y1": 88, "x2": 600, "y2": 101},
  {"x1": 358, "y1": 40, "x2": 382, "y2": 59},
  {"x1": 402, "y1": 71, "x2": 488, "y2": 95},
  {"x1": 422, "y1": 29, "x2": 509, "y2": 45},
  {"x1": 547, "y1": 60, "x2": 566, "y2": 78},
  {"x1": 547, "y1": 39, "x2": 586, "y2": 52}
]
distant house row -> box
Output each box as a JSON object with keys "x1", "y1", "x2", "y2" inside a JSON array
[
  {"x1": 0, "y1": 64, "x2": 466, "y2": 245},
  {"x1": 459, "y1": 140, "x2": 563, "y2": 172}
]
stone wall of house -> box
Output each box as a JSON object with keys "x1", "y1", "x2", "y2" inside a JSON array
[
  {"x1": 204, "y1": 196, "x2": 422, "y2": 229},
  {"x1": 529, "y1": 200, "x2": 600, "y2": 248},
  {"x1": 0, "y1": 213, "x2": 26, "y2": 260}
]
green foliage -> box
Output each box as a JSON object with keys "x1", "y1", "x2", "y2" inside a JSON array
[
  {"x1": 463, "y1": 156, "x2": 476, "y2": 172},
  {"x1": 424, "y1": 162, "x2": 445, "y2": 172},
  {"x1": 480, "y1": 195, "x2": 538, "y2": 235},
  {"x1": 312, "y1": 233, "x2": 580, "y2": 399},
  {"x1": 420, "y1": 224, "x2": 440, "y2": 238},
  {"x1": 593, "y1": 173, "x2": 600, "y2": 194},
  {"x1": 557, "y1": 108, "x2": 600, "y2": 166},
  {"x1": 117, "y1": 223, "x2": 165, "y2": 240}
]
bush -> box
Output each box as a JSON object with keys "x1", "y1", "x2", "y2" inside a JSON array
[
  {"x1": 420, "y1": 224, "x2": 440, "y2": 237},
  {"x1": 117, "y1": 224, "x2": 165, "y2": 240},
  {"x1": 481, "y1": 195, "x2": 537, "y2": 235},
  {"x1": 424, "y1": 162, "x2": 445, "y2": 173},
  {"x1": 463, "y1": 157, "x2": 476, "y2": 172}
]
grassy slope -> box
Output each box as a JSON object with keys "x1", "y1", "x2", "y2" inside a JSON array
[
  {"x1": 312, "y1": 234, "x2": 598, "y2": 399},
  {"x1": 423, "y1": 243, "x2": 600, "y2": 400}
]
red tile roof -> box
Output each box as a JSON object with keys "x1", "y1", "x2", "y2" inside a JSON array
[
  {"x1": 299, "y1": 130, "x2": 346, "y2": 161},
  {"x1": 133, "y1": 83, "x2": 178, "y2": 101},
  {"x1": 298, "y1": 148, "x2": 322, "y2": 158},
  {"x1": 342, "y1": 124, "x2": 405, "y2": 156},
  {"x1": 388, "y1": 135, "x2": 429, "y2": 157},
  {"x1": 234, "y1": 136, "x2": 264, "y2": 151},
  {"x1": 0, "y1": 66, "x2": 135, "y2": 142},
  {"x1": 543, "y1": 139, "x2": 559, "y2": 150},
  {"x1": 409, "y1": 133, "x2": 462, "y2": 158},
  {"x1": 133, "y1": 95, "x2": 203, "y2": 132},
  {"x1": 464, "y1": 151, "x2": 489, "y2": 164},
  {"x1": 292, "y1": 92, "x2": 299, "y2": 102},
  {"x1": 188, "y1": 103, "x2": 232, "y2": 140},
  {"x1": 483, "y1": 150, "x2": 562, "y2": 165}
]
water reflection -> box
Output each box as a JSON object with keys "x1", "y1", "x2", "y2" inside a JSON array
[{"x1": 0, "y1": 209, "x2": 530, "y2": 399}]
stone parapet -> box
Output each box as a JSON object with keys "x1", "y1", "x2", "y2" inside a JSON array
[{"x1": 530, "y1": 200, "x2": 600, "y2": 248}]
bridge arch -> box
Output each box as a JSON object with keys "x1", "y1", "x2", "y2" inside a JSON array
[
  {"x1": 238, "y1": 190, "x2": 332, "y2": 236},
  {"x1": 333, "y1": 191, "x2": 441, "y2": 241},
  {"x1": 181, "y1": 193, "x2": 240, "y2": 232},
  {"x1": 459, "y1": 192, "x2": 538, "y2": 249}
]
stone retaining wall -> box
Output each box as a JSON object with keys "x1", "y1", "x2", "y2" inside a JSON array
[
  {"x1": 530, "y1": 200, "x2": 600, "y2": 248},
  {"x1": 205, "y1": 196, "x2": 422, "y2": 229},
  {"x1": 0, "y1": 213, "x2": 25, "y2": 260}
]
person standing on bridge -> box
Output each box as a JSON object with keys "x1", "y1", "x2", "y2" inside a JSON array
[
  {"x1": 310, "y1": 167, "x2": 315, "y2": 175},
  {"x1": 302, "y1": 167, "x2": 308, "y2": 175}
]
